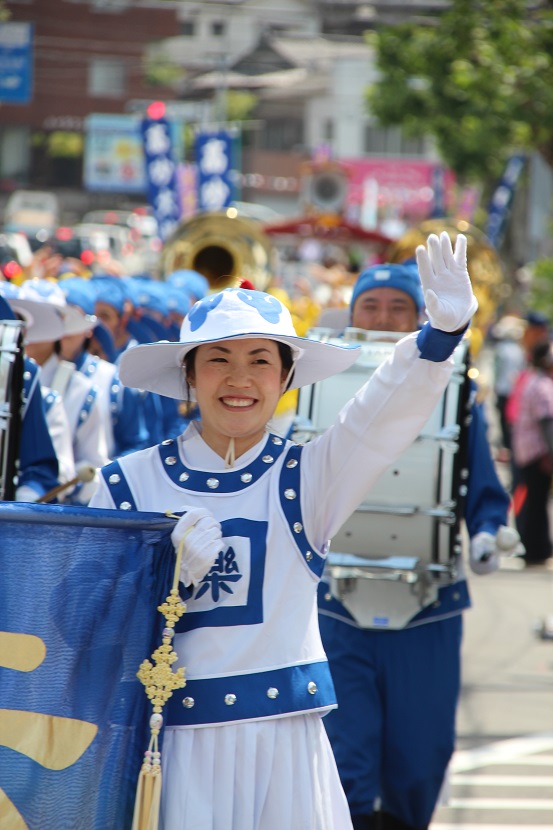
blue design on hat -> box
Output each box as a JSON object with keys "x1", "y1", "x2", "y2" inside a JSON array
[
  {"x1": 188, "y1": 292, "x2": 223, "y2": 332},
  {"x1": 350, "y1": 261, "x2": 425, "y2": 315},
  {"x1": 237, "y1": 289, "x2": 282, "y2": 324}
]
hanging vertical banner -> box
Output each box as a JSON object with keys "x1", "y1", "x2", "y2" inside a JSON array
[
  {"x1": 486, "y1": 154, "x2": 526, "y2": 248},
  {"x1": 195, "y1": 130, "x2": 235, "y2": 212},
  {"x1": 0, "y1": 22, "x2": 34, "y2": 104},
  {"x1": 141, "y1": 109, "x2": 181, "y2": 241}
]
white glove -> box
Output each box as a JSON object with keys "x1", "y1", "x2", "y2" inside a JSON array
[
  {"x1": 171, "y1": 507, "x2": 224, "y2": 587},
  {"x1": 416, "y1": 232, "x2": 478, "y2": 332},
  {"x1": 15, "y1": 485, "x2": 39, "y2": 503},
  {"x1": 469, "y1": 531, "x2": 500, "y2": 575}
]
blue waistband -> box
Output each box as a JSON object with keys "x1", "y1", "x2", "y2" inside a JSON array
[{"x1": 166, "y1": 660, "x2": 336, "y2": 727}]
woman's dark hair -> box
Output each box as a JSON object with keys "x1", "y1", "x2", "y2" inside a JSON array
[
  {"x1": 531, "y1": 340, "x2": 553, "y2": 370},
  {"x1": 181, "y1": 340, "x2": 295, "y2": 399}
]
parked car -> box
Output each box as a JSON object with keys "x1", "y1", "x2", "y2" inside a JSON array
[{"x1": 3, "y1": 190, "x2": 60, "y2": 243}]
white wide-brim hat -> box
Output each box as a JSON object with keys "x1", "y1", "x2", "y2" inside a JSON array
[
  {"x1": 119, "y1": 287, "x2": 359, "y2": 399},
  {"x1": 15, "y1": 280, "x2": 96, "y2": 340}
]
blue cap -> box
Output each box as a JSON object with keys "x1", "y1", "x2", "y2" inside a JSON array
[
  {"x1": 59, "y1": 277, "x2": 97, "y2": 316},
  {"x1": 526, "y1": 310, "x2": 550, "y2": 328},
  {"x1": 164, "y1": 284, "x2": 191, "y2": 318},
  {"x1": 128, "y1": 277, "x2": 168, "y2": 317},
  {"x1": 167, "y1": 269, "x2": 209, "y2": 300},
  {"x1": 91, "y1": 275, "x2": 130, "y2": 314},
  {"x1": 351, "y1": 261, "x2": 425, "y2": 313}
]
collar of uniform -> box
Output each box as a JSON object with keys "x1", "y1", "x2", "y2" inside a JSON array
[{"x1": 157, "y1": 433, "x2": 286, "y2": 493}]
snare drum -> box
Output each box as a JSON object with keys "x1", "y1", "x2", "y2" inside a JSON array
[{"x1": 296, "y1": 328, "x2": 470, "y2": 628}]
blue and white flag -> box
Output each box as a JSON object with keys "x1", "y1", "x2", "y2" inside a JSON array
[
  {"x1": 195, "y1": 130, "x2": 235, "y2": 212},
  {"x1": 141, "y1": 116, "x2": 181, "y2": 241},
  {"x1": 0, "y1": 503, "x2": 175, "y2": 830},
  {"x1": 486, "y1": 153, "x2": 526, "y2": 248}
]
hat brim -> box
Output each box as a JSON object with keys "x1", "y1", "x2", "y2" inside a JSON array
[
  {"x1": 10, "y1": 298, "x2": 65, "y2": 344},
  {"x1": 119, "y1": 333, "x2": 360, "y2": 399}
]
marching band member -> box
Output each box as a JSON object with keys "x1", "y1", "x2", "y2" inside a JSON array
[
  {"x1": 88, "y1": 232, "x2": 477, "y2": 830},
  {"x1": 14, "y1": 280, "x2": 109, "y2": 504},
  {"x1": 59, "y1": 276, "x2": 150, "y2": 458},
  {"x1": 318, "y1": 255, "x2": 514, "y2": 830}
]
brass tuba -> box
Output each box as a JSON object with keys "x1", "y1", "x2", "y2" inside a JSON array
[
  {"x1": 159, "y1": 210, "x2": 276, "y2": 292},
  {"x1": 386, "y1": 219, "x2": 505, "y2": 356}
]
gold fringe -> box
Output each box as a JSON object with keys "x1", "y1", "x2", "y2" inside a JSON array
[{"x1": 131, "y1": 520, "x2": 190, "y2": 830}]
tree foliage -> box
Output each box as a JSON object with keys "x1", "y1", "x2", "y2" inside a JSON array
[{"x1": 366, "y1": 0, "x2": 553, "y2": 186}]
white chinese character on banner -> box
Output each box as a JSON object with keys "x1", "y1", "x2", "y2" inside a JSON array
[
  {"x1": 148, "y1": 157, "x2": 174, "y2": 188},
  {"x1": 144, "y1": 123, "x2": 171, "y2": 155},
  {"x1": 199, "y1": 138, "x2": 229, "y2": 175},
  {"x1": 200, "y1": 176, "x2": 230, "y2": 210},
  {"x1": 159, "y1": 218, "x2": 179, "y2": 240},
  {"x1": 156, "y1": 188, "x2": 179, "y2": 218}
]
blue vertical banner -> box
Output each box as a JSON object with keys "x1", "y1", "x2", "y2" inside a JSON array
[
  {"x1": 0, "y1": 22, "x2": 34, "y2": 104},
  {"x1": 486, "y1": 154, "x2": 526, "y2": 248},
  {"x1": 195, "y1": 130, "x2": 235, "y2": 211},
  {"x1": 141, "y1": 112, "x2": 181, "y2": 241},
  {"x1": 430, "y1": 164, "x2": 446, "y2": 218},
  {"x1": 0, "y1": 503, "x2": 175, "y2": 830}
]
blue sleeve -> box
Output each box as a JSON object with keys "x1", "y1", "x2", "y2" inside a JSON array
[
  {"x1": 464, "y1": 388, "x2": 510, "y2": 537},
  {"x1": 112, "y1": 386, "x2": 151, "y2": 456},
  {"x1": 416, "y1": 322, "x2": 467, "y2": 362},
  {"x1": 18, "y1": 362, "x2": 60, "y2": 497}
]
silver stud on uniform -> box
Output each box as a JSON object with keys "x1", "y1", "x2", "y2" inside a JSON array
[
  {"x1": 307, "y1": 682, "x2": 318, "y2": 695},
  {"x1": 224, "y1": 693, "x2": 236, "y2": 705},
  {"x1": 108, "y1": 473, "x2": 121, "y2": 484},
  {"x1": 284, "y1": 488, "x2": 296, "y2": 500},
  {"x1": 267, "y1": 687, "x2": 279, "y2": 699},
  {"x1": 182, "y1": 697, "x2": 195, "y2": 708},
  {"x1": 207, "y1": 478, "x2": 220, "y2": 489}
]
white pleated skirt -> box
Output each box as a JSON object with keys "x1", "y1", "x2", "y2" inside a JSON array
[{"x1": 160, "y1": 712, "x2": 353, "y2": 830}]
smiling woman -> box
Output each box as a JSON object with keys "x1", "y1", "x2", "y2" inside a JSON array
[{"x1": 88, "y1": 251, "x2": 477, "y2": 830}]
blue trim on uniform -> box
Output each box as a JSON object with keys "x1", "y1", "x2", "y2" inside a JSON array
[
  {"x1": 165, "y1": 660, "x2": 336, "y2": 726},
  {"x1": 157, "y1": 433, "x2": 286, "y2": 493},
  {"x1": 101, "y1": 461, "x2": 137, "y2": 511},
  {"x1": 42, "y1": 390, "x2": 59, "y2": 415},
  {"x1": 279, "y1": 444, "x2": 325, "y2": 577},
  {"x1": 416, "y1": 323, "x2": 467, "y2": 362},
  {"x1": 175, "y1": 517, "x2": 268, "y2": 631},
  {"x1": 77, "y1": 384, "x2": 99, "y2": 430},
  {"x1": 318, "y1": 578, "x2": 471, "y2": 629}
]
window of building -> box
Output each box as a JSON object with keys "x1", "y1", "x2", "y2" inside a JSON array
[
  {"x1": 211, "y1": 20, "x2": 226, "y2": 36},
  {"x1": 363, "y1": 124, "x2": 426, "y2": 156},
  {"x1": 323, "y1": 119, "x2": 334, "y2": 142},
  {"x1": 88, "y1": 58, "x2": 127, "y2": 97},
  {"x1": 180, "y1": 20, "x2": 195, "y2": 36},
  {"x1": 261, "y1": 119, "x2": 304, "y2": 151}
]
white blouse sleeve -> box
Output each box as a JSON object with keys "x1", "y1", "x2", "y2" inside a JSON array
[{"x1": 300, "y1": 331, "x2": 455, "y2": 549}]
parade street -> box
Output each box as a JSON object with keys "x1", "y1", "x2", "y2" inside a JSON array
[{"x1": 431, "y1": 557, "x2": 553, "y2": 829}]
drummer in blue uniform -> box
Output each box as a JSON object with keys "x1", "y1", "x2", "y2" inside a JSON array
[
  {"x1": 0, "y1": 295, "x2": 59, "y2": 502},
  {"x1": 318, "y1": 258, "x2": 518, "y2": 830}
]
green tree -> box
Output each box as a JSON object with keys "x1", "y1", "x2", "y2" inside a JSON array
[{"x1": 366, "y1": 0, "x2": 553, "y2": 191}]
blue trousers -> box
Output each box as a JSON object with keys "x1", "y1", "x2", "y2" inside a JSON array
[{"x1": 319, "y1": 613, "x2": 463, "y2": 829}]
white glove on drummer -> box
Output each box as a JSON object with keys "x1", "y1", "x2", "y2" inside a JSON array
[
  {"x1": 469, "y1": 526, "x2": 522, "y2": 575},
  {"x1": 469, "y1": 532, "x2": 500, "y2": 575},
  {"x1": 416, "y1": 232, "x2": 478, "y2": 332},
  {"x1": 171, "y1": 507, "x2": 224, "y2": 587}
]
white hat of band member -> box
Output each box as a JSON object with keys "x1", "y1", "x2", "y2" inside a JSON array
[
  {"x1": 15, "y1": 279, "x2": 97, "y2": 339},
  {"x1": 119, "y1": 287, "x2": 360, "y2": 400}
]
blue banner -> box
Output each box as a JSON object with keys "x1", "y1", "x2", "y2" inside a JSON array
[
  {"x1": 0, "y1": 503, "x2": 175, "y2": 830},
  {"x1": 141, "y1": 116, "x2": 181, "y2": 241},
  {"x1": 486, "y1": 153, "x2": 526, "y2": 248},
  {"x1": 195, "y1": 130, "x2": 235, "y2": 211},
  {"x1": 0, "y1": 22, "x2": 33, "y2": 105}
]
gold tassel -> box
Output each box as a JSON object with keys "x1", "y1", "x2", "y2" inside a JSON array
[{"x1": 132, "y1": 519, "x2": 191, "y2": 830}]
